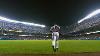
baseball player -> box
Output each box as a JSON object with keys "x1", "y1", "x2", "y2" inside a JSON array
[{"x1": 50, "y1": 24, "x2": 60, "y2": 52}]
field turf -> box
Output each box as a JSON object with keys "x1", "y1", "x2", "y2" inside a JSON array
[{"x1": 0, "y1": 40, "x2": 100, "y2": 54}]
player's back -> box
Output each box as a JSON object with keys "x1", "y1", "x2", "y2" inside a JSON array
[{"x1": 50, "y1": 25, "x2": 60, "y2": 32}]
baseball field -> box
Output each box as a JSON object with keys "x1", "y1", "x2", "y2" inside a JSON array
[{"x1": 0, "y1": 40, "x2": 100, "y2": 56}]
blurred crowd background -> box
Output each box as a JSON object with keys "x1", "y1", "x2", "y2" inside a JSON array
[{"x1": 0, "y1": 14, "x2": 100, "y2": 40}]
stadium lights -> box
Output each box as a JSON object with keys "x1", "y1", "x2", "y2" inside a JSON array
[
  {"x1": 78, "y1": 9, "x2": 100, "y2": 23},
  {"x1": 85, "y1": 31, "x2": 100, "y2": 35},
  {"x1": 19, "y1": 35, "x2": 32, "y2": 36},
  {"x1": 15, "y1": 30, "x2": 23, "y2": 32},
  {"x1": 86, "y1": 33, "x2": 91, "y2": 34},
  {"x1": 3, "y1": 33, "x2": 7, "y2": 35},
  {"x1": 0, "y1": 16, "x2": 20, "y2": 23},
  {"x1": 90, "y1": 32, "x2": 96, "y2": 34},
  {"x1": 8, "y1": 30, "x2": 14, "y2": 31},
  {"x1": 0, "y1": 16, "x2": 46, "y2": 28},
  {"x1": 21, "y1": 22, "x2": 45, "y2": 28},
  {"x1": 96, "y1": 31, "x2": 100, "y2": 33}
]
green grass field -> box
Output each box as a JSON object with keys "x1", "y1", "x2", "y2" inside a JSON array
[{"x1": 0, "y1": 40, "x2": 100, "y2": 54}]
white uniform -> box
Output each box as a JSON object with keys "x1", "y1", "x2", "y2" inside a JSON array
[{"x1": 50, "y1": 25, "x2": 60, "y2": 49}]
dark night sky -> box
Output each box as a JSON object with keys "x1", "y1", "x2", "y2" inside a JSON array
[{"x1": 0, "y1": 0, "x2": 100, "y2": 26}]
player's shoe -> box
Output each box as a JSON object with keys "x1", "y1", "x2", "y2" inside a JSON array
[
  {"x1": 56, "y1": 48, "x2": 58, "y2": 51},
  {"x1": 52, "y1": 46, "x2": 56, "y2": 52},
  {"x1": 54, "y1": 49, "x2": 56, "y2": 52},
  {"x1": 52, "y1": 46, "x2": 55, "y2": 51}
]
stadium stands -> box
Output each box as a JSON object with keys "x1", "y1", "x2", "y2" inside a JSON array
[
  {"x1": 65, "y1": 9, "x2": 100, "y2": 40},
  {"x1": 0, "y1": 17, "x2": 50, "y2": 40},
  {"x1": 1, "y1": 9, "x2": 100, "y2": 40}
]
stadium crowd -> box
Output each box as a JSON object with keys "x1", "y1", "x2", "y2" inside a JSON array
[
  {"x1": 66, "y1": 14, "x2": 99, "y2": 33},
  {"x1": 0, "y1": 13, "x2": 100, "y2": 40}
]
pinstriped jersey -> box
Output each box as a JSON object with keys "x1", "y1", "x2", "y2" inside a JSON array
[{"x1": 50, "y1": 25, "x2": 60, "y2": 32}]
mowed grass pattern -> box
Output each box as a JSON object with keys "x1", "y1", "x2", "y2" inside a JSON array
[{"x1": 0, "y1": 40, "x2": 99, "y2": 54}]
